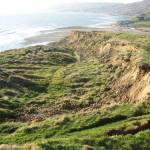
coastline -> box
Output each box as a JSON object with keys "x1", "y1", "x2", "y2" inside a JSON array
[
  {"x1": 23, "y1": 25, "x2": 120, "y2": 46},
  {"x1": 24, "y1": 24, "x2": 150, "y2": 47}
]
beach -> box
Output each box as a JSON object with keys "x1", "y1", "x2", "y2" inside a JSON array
[{"x1": 24, "y1": 24, "x2": 150, "y2": 47}]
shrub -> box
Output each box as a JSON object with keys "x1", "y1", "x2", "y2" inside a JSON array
[{"x1": 140, "y1": 46, "x2": 150, "y2": 71}]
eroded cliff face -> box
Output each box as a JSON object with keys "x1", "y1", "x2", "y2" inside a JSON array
[
  {"x1": 98, "y1": 38, "x2": 150, "y2": 103},
  {"x1": 55, "y1": 31, "x2": 150, "y2": 105}
]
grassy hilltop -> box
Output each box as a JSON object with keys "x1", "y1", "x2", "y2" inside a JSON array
[
  {"x1": 120, "y1": 12, "x2": 150, "y2": 32},
  {"x1": 0, "y1": 31, "x2": 150, "y2": 150}
]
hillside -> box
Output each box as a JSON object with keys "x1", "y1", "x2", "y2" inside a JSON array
[
  {"x1": 120, "y1": 12, "x2": 150, "y2": 33},
  {"x1": 60, "y1": 0, "x2": 150, "y2": 16},
  {"x1": 120, "y1": 0, "x2": 150, "y2": 15},
  {"x1": 0, "y1": 31, "x2": 150, "y2": 149}
]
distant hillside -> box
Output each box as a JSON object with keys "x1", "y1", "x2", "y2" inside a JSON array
[
  {"x1": 120, "y1": 11, "x2": 150, "y2": 32},
  {"x1": 60, "y1": 0, "x2": 150, "y2": 16},
  {"x1": 120, "y1": 0, "x2": 150, "y2": 15},
  {"x1": 60, "y1": 3, "x2": 123, "y2": 14}
]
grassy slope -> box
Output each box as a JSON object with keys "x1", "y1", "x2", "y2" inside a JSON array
[
  {"x1": 127, "y1": 12, "x2": 150, "y2": 32},
  {"x1": 0, "y1": 31, "x2": 150, "y2": 150},
  {"x1": 127, "y1": 17, "x2": 150, "y2": 68}
]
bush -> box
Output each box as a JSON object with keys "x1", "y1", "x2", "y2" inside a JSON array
[{"x1": 140, "y1": 46, "x2": 150, "y2": 71}]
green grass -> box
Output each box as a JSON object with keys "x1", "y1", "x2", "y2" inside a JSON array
[
  {"x1": 140, "y1": 45, "x2": 150, "y2": 68},
  {"x1": 0, "y1": 31, "x2": 150, "y2": 149},
  {"x1": 0, "y1": 102, "x2": 149, "y2": 147},
  {"x1": 131, "y1": 12, "x2": 150, "y2": 27}
]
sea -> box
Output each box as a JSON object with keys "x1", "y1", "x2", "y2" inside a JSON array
[{"x1": 0, "y1": 10, "x2": 123, "y2": 51}]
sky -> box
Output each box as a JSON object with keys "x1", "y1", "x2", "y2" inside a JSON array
[{"x1": 0, "y1": 0, "x2": 143, "y2": 16}]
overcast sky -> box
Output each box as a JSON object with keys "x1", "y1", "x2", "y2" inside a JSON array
[{"x1": 0, "y1": 0, "x2": 143, "y2": 15}]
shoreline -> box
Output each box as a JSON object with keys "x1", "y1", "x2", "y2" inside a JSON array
[
  {"x1": 1, "y1": 23, "x2": 149, "y2": 52},
  {"x1": 23, "y1": 25, "x2": 121, "y2": 46},
  {"x1": 24, "y1": 24, "x2": 150, "y2": 47},
  {"x1": 23, "y1": 26, "x2": 106, "y2": 46}
]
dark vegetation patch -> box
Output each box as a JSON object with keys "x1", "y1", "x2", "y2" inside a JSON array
[
  {"x1": 140, "y1": 46, "x2": 150, "y2": 72},
  {"x1": 107, "y1": 120, "x2": 150, "y2": 136}
]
